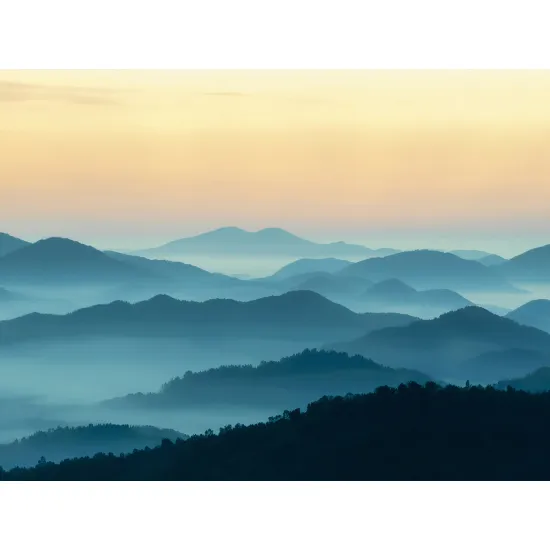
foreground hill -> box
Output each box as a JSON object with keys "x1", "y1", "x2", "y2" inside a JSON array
[
  {"x1": 506, "y1": 300, "x2": 550, "y2": 333},
  {"x1": 340, "y1": 250, "x2": 518, "y2": 292},
  {"x1": 0, "y1": 233, "x2": 30, "y2": 258},
  {"x1": 0, "y1": 424, "x2": 185, "y2": 470},
  {"x1": 8, "y1": 383, "x2": 550, "y2": 480},
  {"x1": 104, "y1": 349, "x2": 431, "y2": 411},
  {"x1": 0, "y1": 291, "x2": 417, "y2": 346},
  {"x1": 328, "y1": 306, "x2": 550, "y2": 382},
  {"x1": 495, "y1": 244, "x2": 550, "y2": 281},
  {"x1": 495, "y1": 367, "x2": 550, "y2": 392},
  {"x1": 134, "y1": 227, "x2": 399, "y2": 260}
]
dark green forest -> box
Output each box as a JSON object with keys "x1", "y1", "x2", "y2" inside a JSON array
[
  {"x1": 0, "y1": 424, "x2": 185, "y2": 470},
  {"x1": 5, "y1": 382, "x2": 550, "y2": 481},
  {"x1": 106, "y1": 349, "x2": 431, "y2": 410}
]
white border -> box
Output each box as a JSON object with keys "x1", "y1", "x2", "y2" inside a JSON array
[
  {"x1": 1, "y1": 482, "x2": 549, "y2": 549},
  {"x1": 1, "y1": 0, "x2": 550, "y2": 69},
  {"x1": 2, "y1": 2, "x2": 550, "y2": 549}
]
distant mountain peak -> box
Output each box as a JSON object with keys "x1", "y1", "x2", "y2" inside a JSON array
[
  {"x1": 256, "y1": 227, "x2": 295, "y2": 235},
  {"x1": 142, "y1": 294, "x2": 181, "y2": 306},
  {"x1": 436, "y1": 305, "x2": 500, "y2": 323},
  {"x1": 369, "y1": 278, "x2": 416, "y2": 293},
  {"x1": 0, "y1": 232, "x2": 31, "y2": 257}
]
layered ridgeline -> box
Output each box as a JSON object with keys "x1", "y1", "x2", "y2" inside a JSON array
[
  {"x1": 339, "y1": 250, "x2": 519, "y2": 292},
  {"x1": 267, "y1": 258, "x2": 354, "y2": 280},
  {"x1": 328, "y1": 306, "x2": 550, "y2": 384},
  {"x1": 476, "y1": 254, "x2": 507, "y2": 267},
  {"x1": 506, "y1": 300, "x2": 550, "y2": 333},
  {"x1": 494, "y1": 244, "x2": 550, "y2": 281},
  {"x1": 290, "y1": 273, "x2": 372, "y2": 298},
  {"x1": 0, "y1": 424, "x2": 186, "y2": 470},
  {"x1": 0, "y1": 287, "x2": 27, "y2": 302},
  {"x1": 8, "y1": 383, "x2": 550, "y2": 481},
  {"x1": 103, "y1": 349, "x2": 432, "y2": 411},
  {"x1": 0, "y1": 233, "x2": 30, "y2": 258},
  {"x1": 495, "y1": 367, "x2": 550, "y2": 392},
  {"x1": 447, "y1": 249, "x2": 496, "y2": 260},
  {"x1": 356, "y1": 279, "x2": 474, "y2": 317},
  {"x1": 0, "y1": 291, "x2": 417, "y2": 346},
  {"x1": 133, "y1": 227, "x2": 399, "y2": 260},
  {"x1": 0, "y1": 237, "x2": 239, "y2": 287}
]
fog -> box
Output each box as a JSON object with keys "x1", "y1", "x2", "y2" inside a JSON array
[
  {"x1": 2, "y1": 250, "x2": 550, "y2": 471},
  {"x1": 0, "y1": 337, "x2": 321, "y2": 403}
]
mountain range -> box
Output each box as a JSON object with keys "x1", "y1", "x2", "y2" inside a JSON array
[
  {"x1": 328, "y1": 306, "x2": 550, "y2": 383},
  {"x1": 340, "y1": 250, "x2": 519, "y2": 292},
  {"x1": 10, "y1": 384, "x2": 550, "y2": 481},
  {"x1": 267, "y1": 258, "x2": 353, "y2": 279},
  {"x1": 476, "y1": 254, "x2": 507, "y2": 267},
  {"x1": 494, "y1": 367, "x2": 550, "y2": 392},
  {"x1": 104, "y1": 349, "x2": 431, "y2": 411},
  {"x1": 357, "y1": 279, "x2": 474, "y2": 317},
  {"x1": 0, "y1": 238, "x2": 146, "y2": 285},
  {"x1": 132, "y1": 227, "x2": 400, "y2": 260},
  {"x1": 0, "y1": 423, "x2": 185, "y2": 470},
  {"x1": 0, "y1": 233, "x2": 30, "y2": 258},
  {"x1": 448, "y1": 249, "x2": 497, "y2": 260},
  {"x1": 0, "y1": 237, "x2": 244, "y2": 295},
  {"x1": 0, "y1": 291, "x2": 417, "y2": 347},
  {"x1": 494, "y1": 244, "x2": 550, "y2": 281},
  {"x1": 505, "y1": 300, "x2": 550, "y2": 333},
  {"x1": 0, "y1": 287, "x2": 26, "y2": 302}
]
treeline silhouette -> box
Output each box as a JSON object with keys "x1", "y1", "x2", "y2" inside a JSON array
[
  {"x1": 5, "y1": 383, "x2": 550, "y2": 480},
  {"x1": 106, "y1": 349, "x2": 431, "y2": 410},
  {"x1": 0, "y1": 424, "x2": 185, "y2": 470}
]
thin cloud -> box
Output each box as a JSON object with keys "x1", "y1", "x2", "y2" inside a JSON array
[
  {"x1": 201, "y1": 91, "x2": 249, "y2": 97},
  {"x1": 0, "y1": 80, "x2": 122, "y2": 106},
  {"x1": 199, "y1": 91, "x2": 333, "y2": 105}
]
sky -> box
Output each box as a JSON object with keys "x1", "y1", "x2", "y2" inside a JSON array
[{"x1": 2, "y1": 70, "x2": 550, "y2": 256}]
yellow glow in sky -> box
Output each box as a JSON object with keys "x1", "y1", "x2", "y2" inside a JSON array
[{"x1": 1, "y1": 70, "x2": 550, "y2": 252}]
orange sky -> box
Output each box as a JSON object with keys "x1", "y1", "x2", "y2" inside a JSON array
[{"x1": 2, "y1": 70, "x2": 550, "y2": 254}]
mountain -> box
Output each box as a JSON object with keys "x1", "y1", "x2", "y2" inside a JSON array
[
  {"x1": 449, "y1": 249, "x2": 495, "y2": 260},
  {"x1": 105, "y1": 349, "x2": 431, "y2": 411},
  {"x1": 495, "y1": 367, "x2": 550, "y2": 392},
  {"x1": 10, "y1": 383, "x2": 550, "y2": 480},
  {"x1": 479, "y1": 304, "x2": 511, "y2": 316},
  {"x1": 339, "y1": 250, "x2": 519, "y2": 292},
  {"x1": 457, "y1": 349, "x2": 550, "y2": 384},
  {"x1": 0, "y1": 424, "x2": 186, "y2": 470},
  {"x1": 133, "y1": 227, "x2": 399, "y2": 260},
  {"x1": 358, "y1": 279, "x2": 474, "y2": 317},
  {"x1": 100, "y1": 251, "x2": 252, "y2": 303},
  {"x1": 477, "y1": 254, "x2": 507, "y2": 267},
  {"x1": 269, "y1": 258, "x2": 353, "y2": 280},
  {"x1": 328, "y1": 306, "x2": 550, "y2": 382},
  {"x1": 0, "y1": 238, "x2": 150, "y2": 285},
  {"x1": 0, "y1": 233, "x2": 30, "y2": 258},
  {"x1": 293, "y1": 273, "x2": 372, "y2": 297},
  {"x1": 0, "y1": 287, "x2": 27, "y2": 302},
  {"x1": 0, "y1": 291, "x2": 417, "y2": 347},
  {"x1": 495, "y1": 244, "x2": 550, "y2": 281},
  {"x1": 506, "y1": 300, "x2": 550, "y2": 333}
]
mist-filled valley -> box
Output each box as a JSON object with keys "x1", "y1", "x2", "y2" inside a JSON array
[{"x1": 2, "y1": 227, "x2": 550, "y2": 478}]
